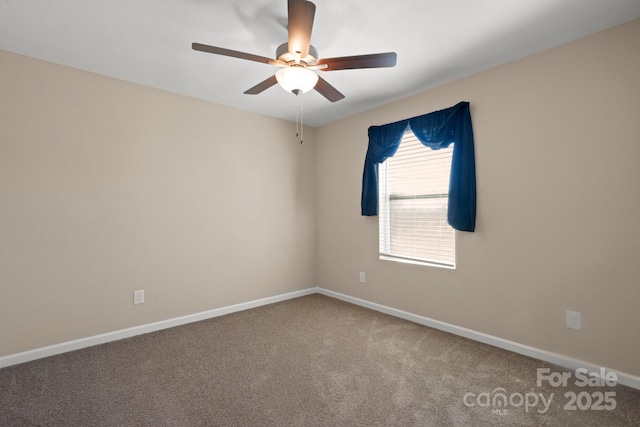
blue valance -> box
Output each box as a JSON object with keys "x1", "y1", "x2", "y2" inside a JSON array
[{"x1": 361, "y1": 101, "x2": 476, "y2": 232}]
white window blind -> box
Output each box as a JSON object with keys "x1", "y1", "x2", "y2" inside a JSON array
[{"x1": 379, "y1": 130, "x2": 455, "y2": 268}]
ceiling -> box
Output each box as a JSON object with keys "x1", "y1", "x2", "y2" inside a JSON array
[{"x1": 2, "y1": 0, "x2": 639, "y2": 128}]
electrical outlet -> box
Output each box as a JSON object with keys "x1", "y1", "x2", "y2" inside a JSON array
[
  {"x1": 133, "y1": 290, "x2": 145, "y2": 305},
  {"x1": 566, "y1": 310, "x2": 581, "y2": 330},
  {"x1": 359, "y1": 272, "x2": 365, "y2": 283}
]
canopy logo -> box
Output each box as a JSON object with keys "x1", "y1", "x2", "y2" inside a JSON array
[{"x1": 463, "y1": 388, "x2": 554, "y2": 414}]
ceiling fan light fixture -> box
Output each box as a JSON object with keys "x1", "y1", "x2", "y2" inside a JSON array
[
  {"x1": 276, "y1": 66, "x2": 319, "y2": 95},
  {"x1": 192, "y1": 0, "x2": 395, "y2": 103}
]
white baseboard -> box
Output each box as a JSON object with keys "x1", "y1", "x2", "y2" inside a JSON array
[
  {"x1": 0, "y1": 287, "x2": 316, "y2": 369},
  {"x1": 316, "y1": 288, "x2": 640, "y2": 391},
  {"x1": 2, "y1": 286, "x2": 638, "y2": 391}
]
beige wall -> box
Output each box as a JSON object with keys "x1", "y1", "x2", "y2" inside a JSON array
[
  {"x1": 0, "y1": 51, "x2": 316, "y2": 356},
  {"x1": 315, "y1": 19, "x2": 640, "y2": 376}
]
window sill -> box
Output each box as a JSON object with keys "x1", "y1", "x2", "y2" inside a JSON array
[{"x1": 379, "y1": 255, "x2": 456, "y2": 270}]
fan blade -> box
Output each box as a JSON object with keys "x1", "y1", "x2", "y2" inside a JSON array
[
  {"x1": 287, "y1": 0, "x2": 315, "y2": 58},
  {"x1": 318, "y1": 52, "x2": 397, "y2": 71},
  {"x1": 314, "y1": 76, "x2": 345, "y2": 102},
  {"x1": 244, "y1": 75, "x2": 279, "y2": 95},
  {"x1": 192, "y1": 43, "x2": 279, "y2": 66}
]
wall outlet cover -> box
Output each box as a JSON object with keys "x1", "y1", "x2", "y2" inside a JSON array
[
  {"x1": 566, "y1": 310, "x2": 581, "y2": 330},
  {"x1": 133, "y1": 290, "x2": 145, "y2": 305}
]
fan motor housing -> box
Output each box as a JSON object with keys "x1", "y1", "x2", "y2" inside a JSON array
[{"x1": 276, "y1": 43, "x2": 319, "y2": 66}]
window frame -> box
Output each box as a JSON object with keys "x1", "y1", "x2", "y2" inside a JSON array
[{"x1": 378, "y1": 129, "x2": 456, "y2": 269}]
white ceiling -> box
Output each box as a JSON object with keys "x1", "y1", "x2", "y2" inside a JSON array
[{"x1": 2, "y1": 0, "x2": 639, "y2": 127}]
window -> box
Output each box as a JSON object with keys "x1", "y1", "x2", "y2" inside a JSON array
[{"x1": 378, "y1": 129, "x2": 455, "y2": 268}]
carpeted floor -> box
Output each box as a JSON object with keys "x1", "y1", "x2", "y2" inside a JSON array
[{"x1": 1, "y1": 294, "x2": 639, "y2": 426}]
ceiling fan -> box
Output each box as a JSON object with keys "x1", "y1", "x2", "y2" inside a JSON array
[{"x1": 192, "y1": 0, "x2": 397, "y2": 102}]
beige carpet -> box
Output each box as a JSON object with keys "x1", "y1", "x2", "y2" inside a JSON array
[{"x1": 1, "y1": 294, "x2": 639, "y2": 426}]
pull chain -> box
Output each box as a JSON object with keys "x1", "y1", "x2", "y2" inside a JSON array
[
  {"x1": 294, "y1": 93, "x2": 304, "y2": 144},
  {"x1": 296, "y1": 102, "x2": 300, "y2": 140}
]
